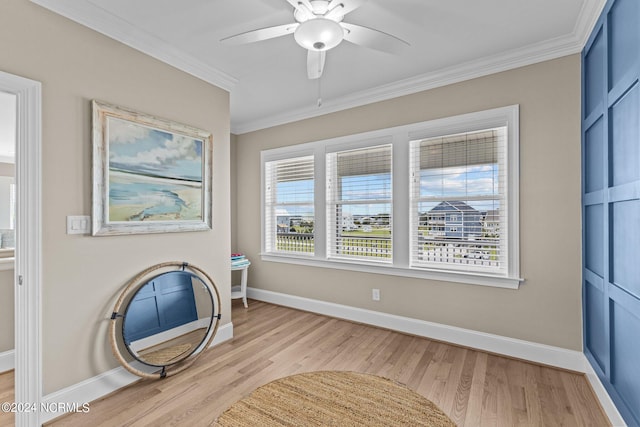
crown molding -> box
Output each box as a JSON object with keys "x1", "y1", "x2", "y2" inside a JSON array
[
  {"x1": 29, "y1": 0, "x2": 238, "y2": 92},
  {"x1": 232, "y1": 0, "x2": 607, "y2": 134},
  {"x1": 232, "y1": 35, "x2": 580, "y2": 134},
  {"x1": 574, "y1": 0, "x2": 608, "y2": 47},
  {"x1": 28, "y1": 0, "x2": 605, "y2": 135}
]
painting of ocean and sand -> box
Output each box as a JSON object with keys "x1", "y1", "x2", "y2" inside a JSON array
[{"x1": 107, "y1": 117, "x2": 204, "y2": 223}]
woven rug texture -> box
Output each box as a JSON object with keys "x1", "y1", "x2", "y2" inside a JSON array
[
  {"x1": 215, "y1": 371, "x2": 456, "y2": 426},
  {"x1": 139, "y1": 343, "x2": 192, "y2": 365}
]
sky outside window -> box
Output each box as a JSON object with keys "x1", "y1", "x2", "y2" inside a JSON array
[
  {"x1": 275, "y1": 178, "x2": 314, "y2": 217},
  {"x1": 420, "y1": 163, "x2": 499, "y2": 211}
]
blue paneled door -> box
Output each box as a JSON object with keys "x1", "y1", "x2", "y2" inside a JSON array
[{"x1": 582, "y1": 0, "x2": 640, "y2": 425}]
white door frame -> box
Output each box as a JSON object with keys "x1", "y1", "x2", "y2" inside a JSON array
[{"x1": 0, "y1": 70, "x2": 42, "y2": 427}]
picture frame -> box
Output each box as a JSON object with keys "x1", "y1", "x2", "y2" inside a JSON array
[{"x1": 92, "y1": 100, "x2": 212, "y2": 236}]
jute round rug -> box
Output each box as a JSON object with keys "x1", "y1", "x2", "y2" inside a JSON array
[{"x1": 214, "y1": 371, "x2": 456, "y2": 426}]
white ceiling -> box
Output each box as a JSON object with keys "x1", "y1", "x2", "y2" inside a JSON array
[{"x1": 31, "y1": 0, "x2": 605, "y2": 134}]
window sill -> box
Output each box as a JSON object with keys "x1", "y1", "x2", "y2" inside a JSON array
[{"x1": 260, "y1": 253, "x2": 523, "y2": 289}]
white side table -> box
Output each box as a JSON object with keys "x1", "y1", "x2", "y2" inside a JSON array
[{"x1": 231, "y1": 261, "x2": 250, "y2": 308}]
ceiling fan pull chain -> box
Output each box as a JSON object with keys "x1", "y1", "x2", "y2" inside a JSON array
[{"x1": 317, "y1": 76, "x2": 323, "y2": 107}]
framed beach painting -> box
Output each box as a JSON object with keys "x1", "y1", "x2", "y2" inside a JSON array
[{"x1": 92, "y1": 100, "x2": 212, "y2": 236}]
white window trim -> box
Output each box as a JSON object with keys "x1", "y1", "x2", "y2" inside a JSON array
[
  {"x1": 261, "y1": 146, "x2": 318, "y2": 257},
  {"x1": 260, "y1": 105, "x2": 523, "y2": 289}
]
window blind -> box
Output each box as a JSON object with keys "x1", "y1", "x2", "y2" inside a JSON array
[
  {"x1": 410, "y1": 128, "x2": 507, "y2": 274},
  {"x1": 327, "y1": 144, "x2": 392, "y2": 262},
  {"x1": 264, "y1": 155, "x2": 315, "y2": 254}
]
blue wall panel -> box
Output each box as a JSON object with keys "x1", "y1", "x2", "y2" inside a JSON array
[
  {"x1": 609, "y1": 0, "x2": 639, "y2": 90},
  {"x1": 611, "y1": 200, "x2": 640, "y2": 298},
  {"x1": 611, "y1": 297, "x2": 640, "y2": 425},
  {"x1": 584, "y1": 205, "x2": 604, "y2": 276},
  {"x1": 124, "y1": 295, "x2": 161, "y2": 339},
  {"x1": 585, "y1": 281, "x2": 607, "y2": 371},
  {"x1": 610, "y1": 83, "x2": 640, "y2": 186},
  {"x1": 583, "y1": 0, "x2": 640, "y2": 425},
  {"x1": 585, "y1": 29, "x2": 606, "y2": 117},
  {"x1": 124, "y1": 272, "x2": 198, "y2": 343},
  {"x1": 584, "y1": 118, "x2": 605, "y2": 192}
]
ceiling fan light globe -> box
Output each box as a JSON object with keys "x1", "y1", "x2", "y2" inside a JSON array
[{"x1": 294, "y1": 18, "x2": 344, "y2": 51}]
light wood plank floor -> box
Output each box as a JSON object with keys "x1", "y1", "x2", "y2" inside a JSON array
[
  {"x1": 5, "y1": 300, "x2": 610, "y2": 426},
  {"x1": 0, "y1": 370, "x2": 14, "y2": 427}
]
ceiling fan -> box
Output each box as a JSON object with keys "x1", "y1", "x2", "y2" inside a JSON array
[{"x1": 221, "y1": 0, "x2": 409, "y2": 79}]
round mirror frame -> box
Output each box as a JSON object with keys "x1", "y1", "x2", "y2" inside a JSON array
[{"x1": 109, "y1": 261, "x2": 221, "y2": 379}]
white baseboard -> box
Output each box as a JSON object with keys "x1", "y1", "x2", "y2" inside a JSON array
[
  {"x1": 0, "y1": 349, "x2": 14, "y2": 373},
  {"x1": 247, "y1": 288, "x2": 585, "y2": 370},
  {"x1": 582, "y1": 361, "x2": 627, "y2": 427},
  {"x1": 247, "y1": 287, "x2": 626, "y2": 426},
  {"x1": 40, "y1": 322, "x2": 233, "y2": 424}
]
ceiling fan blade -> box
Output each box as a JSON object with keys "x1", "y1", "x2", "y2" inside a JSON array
[
  {"x1": 307, "y1": 50, "x2": 326, "y2": 79},
  {"x1": 327, "y1": 0, "x2": 368, "y2": 17},
  {"x1": 221, "y1": 23, "x2": 299, "y2": 44},
  {"x1": 341, "y1": 22, "x2": 409, "y2": 54}
]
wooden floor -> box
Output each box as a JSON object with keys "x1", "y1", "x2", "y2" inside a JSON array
[
  {"x1": 4, "y1": 300, "x2": 609, "y2": 426},
  {"x1": 0, "y1": 370, "x2": 13, "y2": 427}
]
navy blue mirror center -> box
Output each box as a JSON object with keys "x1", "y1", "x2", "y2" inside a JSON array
[{"x1": 122, "y1": 270, "x2": 214, "y2": 367}]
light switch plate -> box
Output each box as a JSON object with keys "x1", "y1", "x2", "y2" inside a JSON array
[{"x1": 66, "y1": 215, "x2": 91, "y2": 235}]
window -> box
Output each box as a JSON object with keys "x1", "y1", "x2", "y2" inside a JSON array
[
  {"x1": 410, "y1": 128, "x2": 507, "y2": 276},
  {"x1": 327, "y1": 144, "x2": 392, "y2": 262},
  {"x1": 261, "y1": 106, "x2": 520, "y2": 288},
  {"x1": 264, "y1": 155, "x2": 315, "y2": 255}
]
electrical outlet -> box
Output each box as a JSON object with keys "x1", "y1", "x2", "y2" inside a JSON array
[{"x1": 372, "y1": 288, "x2": 380, "y2": 301}]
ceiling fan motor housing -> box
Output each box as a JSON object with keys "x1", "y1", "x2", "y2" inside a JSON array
[
  {"x1": 294, "y1": 18, "x2": 345, "y2": 51},
  {"x1": 294, "y1": 0, "x2": 337, "y2": 22}
]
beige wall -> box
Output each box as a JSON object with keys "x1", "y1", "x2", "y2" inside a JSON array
[
  {"x1": 230, "y1": 134, "x2": 238, "y2": 252},
  {"x1": 0, "y1": 269, "x2": 13, "y2": 354},
  {"x1": 0, "y1": 162, "x2": 14, "y2": 177},
  {"x1": 1, "y1": 0, "x2": 231, "y2": 394},
  {"x1": 230, "y1": 134, "x2": 244, "y2": 286},
  {"x1": 235, "y1": 54, "x2": 583, "y2": 351}
]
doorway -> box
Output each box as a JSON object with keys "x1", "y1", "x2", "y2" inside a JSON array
[
  {"x1": 0, "y1": 89, "x2": 16, "y2": 427},
  {"x1": 0, "y1": 95, "x2": 16, "y2": 244},
  {"x1": 0, "y1": 70, "x2": 42, "y2": 427}
]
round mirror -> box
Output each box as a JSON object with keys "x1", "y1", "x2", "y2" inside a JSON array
[{"x1": 110, "y1": 262, "x2": 220, "y2": 379}]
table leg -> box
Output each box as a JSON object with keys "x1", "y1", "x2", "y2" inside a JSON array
[{"x1": 241, "y1": 267, "x2": 248, "y2": 308}]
